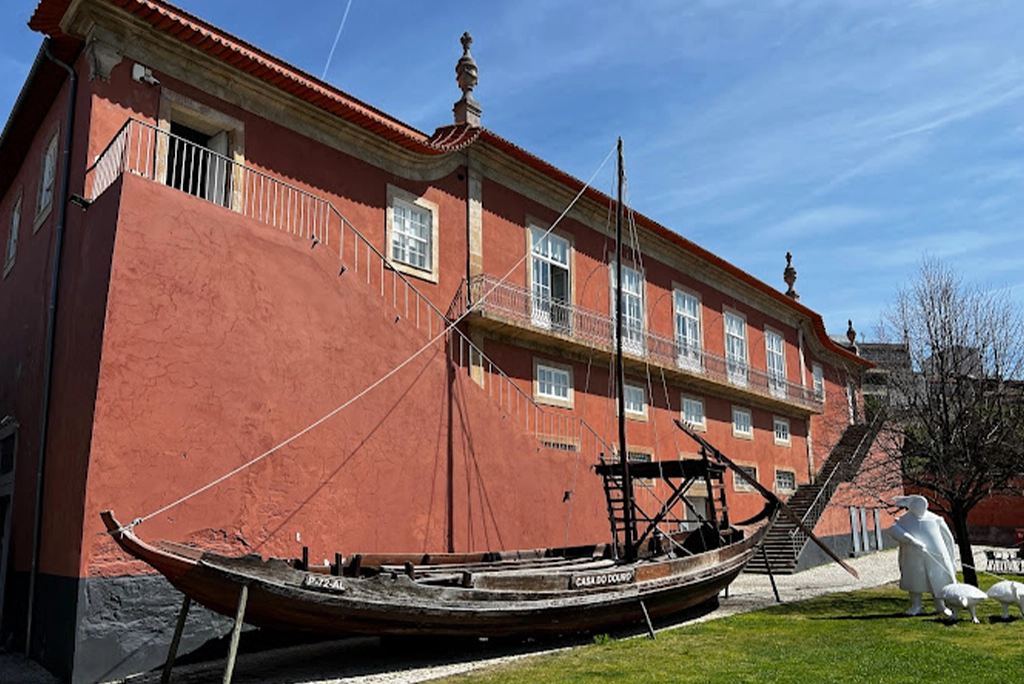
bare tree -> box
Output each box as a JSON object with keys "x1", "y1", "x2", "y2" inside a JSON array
[{"x1": 871, "y1": 257, "x2": 1024, "y2": 586}]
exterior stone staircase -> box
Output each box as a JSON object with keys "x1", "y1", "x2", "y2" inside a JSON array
[{"x1": 745, "y1": 415, "x2": 883, "y2": 575}]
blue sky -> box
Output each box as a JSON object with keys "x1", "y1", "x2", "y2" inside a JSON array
[{"x1": 4, "y1": 0, "x2": 1024, "y2": 337}]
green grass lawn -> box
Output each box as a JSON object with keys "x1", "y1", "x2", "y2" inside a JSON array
[{"x1": 438, "y1": 576, "x2": 1024, "y2": 684}]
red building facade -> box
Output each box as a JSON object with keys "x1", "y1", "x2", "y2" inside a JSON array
[{"x1": 1, "y1": 1, "x2": 884, "y2": 681}]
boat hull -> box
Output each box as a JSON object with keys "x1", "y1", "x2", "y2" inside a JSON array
[{"x1": 101, "y1": 512, "x2": 766, "y2": 637}]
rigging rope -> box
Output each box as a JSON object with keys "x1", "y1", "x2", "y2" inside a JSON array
[{"x1": 123, "y1": 142, "x2": 618, "y2": 532}]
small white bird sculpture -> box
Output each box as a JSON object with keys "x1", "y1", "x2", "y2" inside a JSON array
[
  {"x1": 937, "y1": 583, "x2": 990, "y2": 623},
  {"x1": 986, "y1": 580, "x2": 1024, "y2": 619}
]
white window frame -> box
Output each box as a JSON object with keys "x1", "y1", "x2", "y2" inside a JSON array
[
  {"x1": 773, "y1": 416, "x2": 791, "y2": 446},
  {"x1": 734, "y1": 464, "x2": 758, "y2": 492},
  {"x1": 681, "y1": 394, "x2": 706, "y2": 431},
  {"x1": 732, "y1": 406, "x2": 753, "y2": 440},
  {"x1": 35, "y1": 127, "x2": 59, "y2": 231},
  {"x1": 724, "y1": 309, "x2": 748, "y2": 387},
  {"x1": 765, "y1": 328, "x2": 787, "y2": 399},
  {"x1": 673, "y1": 287, "x2": 703, "y2": 371},
  {"x1": 386, "y1": 184, "x2": 439, "y2": 283},
  {"x1": 4, "y1": 194, "x2": 21, "y2": 278},
  {"x1": 812, "y1": 363, "x2": 825, "y2": 401},
  {"x1": 775, "y1": 469, "x2": 796, "y2": 494},
  {"x1": 533, "y1": 359, "x2": 573, "y2": 408},
  {"x1": 529, "y1": 225, "x2": 572, "y2": 332},
  {"x1": 622, "y1": 383, "x2": 647, "y2": 420},
  {"x1": 610, "y1": 262, "x2": 645, "y2": 356}
]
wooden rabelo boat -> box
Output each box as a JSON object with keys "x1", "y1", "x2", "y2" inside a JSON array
[{"x1": 102, "y1": 141, "x2": 854, "y2": 680}]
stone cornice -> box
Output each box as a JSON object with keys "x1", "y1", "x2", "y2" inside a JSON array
[{"x1": 64, "y1": 0, "x2": 464, "y2": 182}]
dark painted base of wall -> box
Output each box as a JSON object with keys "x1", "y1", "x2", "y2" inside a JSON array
[
  {"x1": 72, "y1": 573, "x2": 234, "y2": 684},
  {"x1": 5, "y1": 571, "x2": 233, "y2": 684},
  {"x1": 795, "y1": 532, "x2": 899, "y2": 573}
]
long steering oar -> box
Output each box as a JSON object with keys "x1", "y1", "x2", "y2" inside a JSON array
[{"x1": 674, "y1": 419, "x2": 859, "y2": 579}]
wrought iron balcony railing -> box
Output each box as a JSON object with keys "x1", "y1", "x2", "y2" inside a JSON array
[{"x1": 464, "y1": 274, "x2": 822, "y2": 412}]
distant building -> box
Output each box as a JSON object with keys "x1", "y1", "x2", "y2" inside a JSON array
[{"x1": 0, "y1": 1, "x2": 885, "y2": 681}]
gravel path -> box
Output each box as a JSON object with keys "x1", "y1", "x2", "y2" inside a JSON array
[{"x1": 0, "y1": 547, "x2": 993, "y2": 684}]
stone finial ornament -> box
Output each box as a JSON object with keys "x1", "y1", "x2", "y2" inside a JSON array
[
  {"x1": 846, "y1": 319, "x2": 857, "y2": 347},
  {"x1": 783, "y1": 252, "x2": 799, "y2": 300},
  {"x1": 453, "y1": 31, "x2": 482, "y2": 126}
]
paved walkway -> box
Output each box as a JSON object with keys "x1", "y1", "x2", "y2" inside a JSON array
[{"x1": 0, "y1": 548, "x2": 992, "y2": 684}]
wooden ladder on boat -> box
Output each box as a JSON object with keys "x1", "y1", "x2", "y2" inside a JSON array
[{"x1": 600, "y1": 471, "x2": 631, "y2": 553}]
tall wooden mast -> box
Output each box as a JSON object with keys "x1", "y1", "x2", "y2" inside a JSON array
[{"x1": 614, "y1": 137, "x2": 636, "y2": 561}]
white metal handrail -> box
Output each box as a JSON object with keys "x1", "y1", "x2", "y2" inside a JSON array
[
  {"x1": 86, "y1": 118, "x2": 612, "y2": 462},
  {"x1": 787, "y1": 411, "x2": 884, "y2": 554},
  {"x1": 464, "y1": 274, "x2": 823, "y2": 411}
]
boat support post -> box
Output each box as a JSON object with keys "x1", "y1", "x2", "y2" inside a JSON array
[
  {"x1": 223, "y1": 584, "x2": 250, "y2": 684},
  {"x1": 639, "y1": 600, "x2": 655, "y2": 640},
  {"x1": 761, "y1": 546, "x2": 781, "y2": 603},
  {"x1": 161, "y1": 595, "x2": 192, "y2": 684}
]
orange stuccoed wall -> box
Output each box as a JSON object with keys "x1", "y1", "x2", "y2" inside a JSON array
[{"x1": 79, "y1": 173, "x2": 608, "y2": 580}]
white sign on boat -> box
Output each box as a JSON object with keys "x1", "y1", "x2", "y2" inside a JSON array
[
  {"x1": 571, "y1": 569, "x2": 635, "y2": 589},
  {"x1": 302, "y1": 574, "x2": 346, "y2": 593}
]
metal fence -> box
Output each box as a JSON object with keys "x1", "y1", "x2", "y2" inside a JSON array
[{"x1": 464, "y1": 273, "x2": 822, "y2": 411}]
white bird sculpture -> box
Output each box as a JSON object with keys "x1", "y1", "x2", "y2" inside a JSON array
[
  {"x1": 937, "y1": 583, "x2": 990, "y2": 623},
  {"x1": 986, "y1": 580, "x2": 1024, "y2": 619}
]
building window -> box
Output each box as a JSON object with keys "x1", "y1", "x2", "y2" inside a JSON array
[
  {"x1": 773, "y1": 416, "x2": 791, "y2": 445},
  {"x1": 623, "y1": 383, "x2": 647, "y2": 419},
  {"x1": 4, "y1": 196, "x2": 21, "y2": 277},
  {"x1": 611, "y1": 263, "x2": 645, "y2": 356},
  {"x1": 765, "y1": 329, "x2": 787, "y2": 398},
  {"x1": 530, "y1": 227, "x2": 571, "y2": 333},
  {"x1": 165, "y1": 122, "x2": 233, "y2": 207},
  {"x1": 734, "y1": 464, "x2": 757, "y2": 491},
  {"x1": 775, "y1": 469, "x2": 796, "y2": 493},
  {"x1": 681, "y1": 395, "x2": 705, "y2": 431},
  {"x1": 674, "y1": 289, "x2": 702, "y2": 371},
  {"x1": 732, "y1": 406, "x2": 753, "y2": 439},
  {"x1": 534, "y1": 360, "x2": 573, "y2": 407},
  {"x1": 36, "y1": 130, "x2": 59, "y2": 227},
  {"x1": 812, "y1": 363, "x2": 825, "y2": 401},
  {"x1": 386, "y1": 185, "x2": 439, "y2": 283},
  {"x1": 392, "y1": 199, "x2": 432, "y2": 270},
  {"x1": 847, "y1": 380, "x2": 856, "y2": 424},
  {"x1": 725, "y1": 310, "x2": 748, "y2": 386},
  {"x1": 157, "y1": 91, "x2": 245, "y2": 212}
]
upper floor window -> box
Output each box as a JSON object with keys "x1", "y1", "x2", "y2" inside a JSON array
[
  {"x1": 386, "y1": 185, "x2": 439, "y2": 283},
  {"x1": 773, "y1": 416, "x2": 791, "y2": 445},
  {"x1": 725, "y1": 310, "x2": 748, "y2": 386},
  {"x1": 623, "y1": 383, "x2": 647, "y2": 419},
  {"x1": 765, "y1": 329, "x2": 787, "y2": 398},
  {"x1": 530, "y1": 227, "x2": 571, "y2": 332},
  {"x1": 157, "y1": 91, "x2": 245, "y2": 212},
  {"x1": 732, "y1": 406, "x2": 753, "y2": 439},
  {"x1": 534, "y1": 359, "x2": 573, "y2": 408},
  {"x1": 674, "y1": 289, "x2": 702, "y2": 371},
  {"x1": 611, "y1": 263, "x2": 644, "y2": 356},
  {"x1": 166, "y1": 122, "x2": 232, "y2": 207},
  {"x1": 681, "y1": 395, "x2": 705, "y2": 431},
  {"x1": 4, "y1": 196, "x2": 21, "y2": 277},
  {"x1": 812, "y1": 363, "x2": 825, "y2": 401},
  {"x1": 37, "y1": 130, "x2": 59, "y2": 224},
  {"x1": 392, "y1": 199, "x2": 431, "y2": 270}
]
